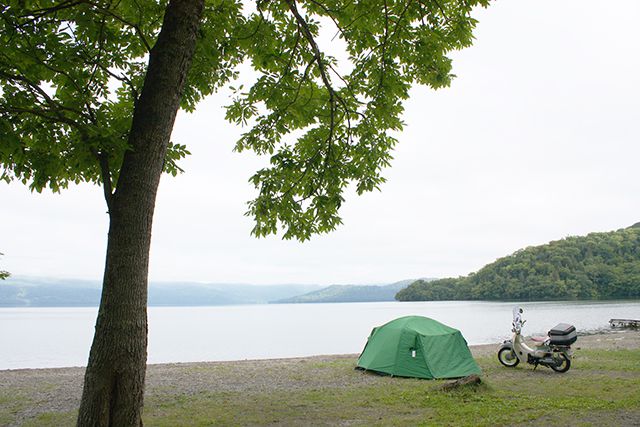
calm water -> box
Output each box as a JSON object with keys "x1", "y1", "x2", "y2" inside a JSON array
[{"x1": 1, "y1": 300, "x2": 638, "y2": 370}]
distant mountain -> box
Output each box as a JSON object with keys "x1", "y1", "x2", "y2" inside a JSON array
[
  {"x1": 148, "y1": 282, "x2": 323, "y2": 306},
  {"x1": 273, "y1": 279, "x2": 428, "y2": 303},
  {"x1": 0, "y1": 277, "x2": 322, "y2": 307},
  {"x1": 0, "y1": 278, "x2": 102, "y2": 307},
  {"x1": 397, "y1": 223, "x2": 640, "y2": 302}
]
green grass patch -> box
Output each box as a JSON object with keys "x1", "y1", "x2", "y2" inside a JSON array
[
  {"x1": 141, "y1": 348, "x2": 640, "y2": 426},
  {"x1": 22, "y1": 411, "x2": 77, "y2": 427},
  {"x1": 574, "y1": 348, "x2": 640, "y2": 371},
  {"x1": 0, "y1": 388, "x2": 32, "y2": 426}
]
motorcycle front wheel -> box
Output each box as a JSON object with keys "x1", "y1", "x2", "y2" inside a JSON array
[{"x1": 498, "y1": 347, "x2": 519, "y2": 367}]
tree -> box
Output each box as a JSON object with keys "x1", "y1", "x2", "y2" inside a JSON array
[
  {"x1": 0, "y1": 0, "x2": 489, "y2": 424},
  {"x1": 0, "y1": 252, "x2": 9, "y2": 280},
  {"x1": 396, "y1": 225, "x2": 640, "y2": 302}
]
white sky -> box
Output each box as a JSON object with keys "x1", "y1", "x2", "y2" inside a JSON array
[{"x1": 1, "y1": 0, "x2": 639, "y2": 285}]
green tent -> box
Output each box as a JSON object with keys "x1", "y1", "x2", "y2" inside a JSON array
[{"x1": 356, "y1": 315, "x2": 481, "y2": 379}]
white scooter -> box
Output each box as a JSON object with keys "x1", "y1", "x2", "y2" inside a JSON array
[{"x1": 498, "y1": 307, "x2": 576, "y2": 373}]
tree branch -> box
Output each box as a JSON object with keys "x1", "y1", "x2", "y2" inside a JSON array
[
  {"x1": 307, "y1": 0, "x2": 349, "y2": 42},
  {"x1": 0, "y1": 105, "x2": 80, "y2": 128},
  {"x1": 284, "y1": 0, "x2": 339, "y2": 159},
  {"x1": 85, "y1": 1, "x2": 152, "y2": 52},
  {"x1": 284, "y1": 0, "x2": 336, "y2": 107},
  {"x1": 16, "y1": 0, "x2": 84, "y2": 21},
  {"x1": 0, "y1": 68, "x2": 88, "y2": 120},
  {"x1": 91, "y1": 148, "x2": 114, "y2": 212}
]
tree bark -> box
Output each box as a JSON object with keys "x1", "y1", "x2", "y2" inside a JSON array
[{"x1": 77, "y1": 0, "x2": 204, "y2": 425}]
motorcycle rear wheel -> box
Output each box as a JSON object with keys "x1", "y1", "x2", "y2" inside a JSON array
[
  {"x1": 498, "y1": 347, "x2": 519, "y2": 367},
  {"x1": 550, "y1": 353, "x2": 571, "y2": 373}
]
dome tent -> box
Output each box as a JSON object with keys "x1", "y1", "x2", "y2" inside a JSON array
[{"x1": 356, "y1": 316, "x2": 481, "y2": 379}]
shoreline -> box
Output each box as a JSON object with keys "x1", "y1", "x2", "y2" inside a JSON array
[{"x1": 1, "y1": 329, "x2": 637, "y2": 374}]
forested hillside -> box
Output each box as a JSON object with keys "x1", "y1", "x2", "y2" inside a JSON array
[{"x1": 396, "y1": 224, "x2": 640, "y2": 301}]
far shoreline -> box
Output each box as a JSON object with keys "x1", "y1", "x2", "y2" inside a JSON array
[{"x1": 2, "y1": 297, "x2": 640, "y2": 309}]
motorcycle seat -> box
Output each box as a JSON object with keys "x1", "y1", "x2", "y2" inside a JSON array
[{"x1": 530, "y1": 336, "x2": 548, "y2": 343}]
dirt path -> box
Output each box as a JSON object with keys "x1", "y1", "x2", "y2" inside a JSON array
[{"x1": 1, "y1": 330, "x2": 638, "y2": 425}]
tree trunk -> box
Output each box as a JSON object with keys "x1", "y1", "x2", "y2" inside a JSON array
[{"x1": 77, "y1": 1, "x2": 204, "y2": 425}]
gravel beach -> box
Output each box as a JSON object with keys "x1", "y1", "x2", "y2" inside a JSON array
[{"x1": 1, "y1": 330, "x2": 638, "y2": 425}]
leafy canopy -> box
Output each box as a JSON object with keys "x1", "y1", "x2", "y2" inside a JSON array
[{"x1": 1, "y1": 0, "x2": 488, "y2": 240}]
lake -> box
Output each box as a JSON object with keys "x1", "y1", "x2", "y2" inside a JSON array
[{"x1": 1, "y1": 300, "x2": 639, "y2": 370}]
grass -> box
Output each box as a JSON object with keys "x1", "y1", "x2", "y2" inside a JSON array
[
  {"x1": 142, "y1": 348, "x2": 640, "y2": 426},
  {"x1": 0, "y1": 388, "x2": 32, "y2": 426},
  {"x1": 2, "y1": 348, "x2": 639, "y2": 426},
  {"x1": 22, "y1": 412, "x2": 77, "y2": 427}
]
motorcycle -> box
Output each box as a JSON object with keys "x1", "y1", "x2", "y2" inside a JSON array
[{"x1": 497, "y1": 307, "x2": 577, "y2": 373}]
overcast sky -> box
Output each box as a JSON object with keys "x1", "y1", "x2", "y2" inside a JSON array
[{"x1": 1, "y1": 0, "x2": 639, "y2": 285}]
